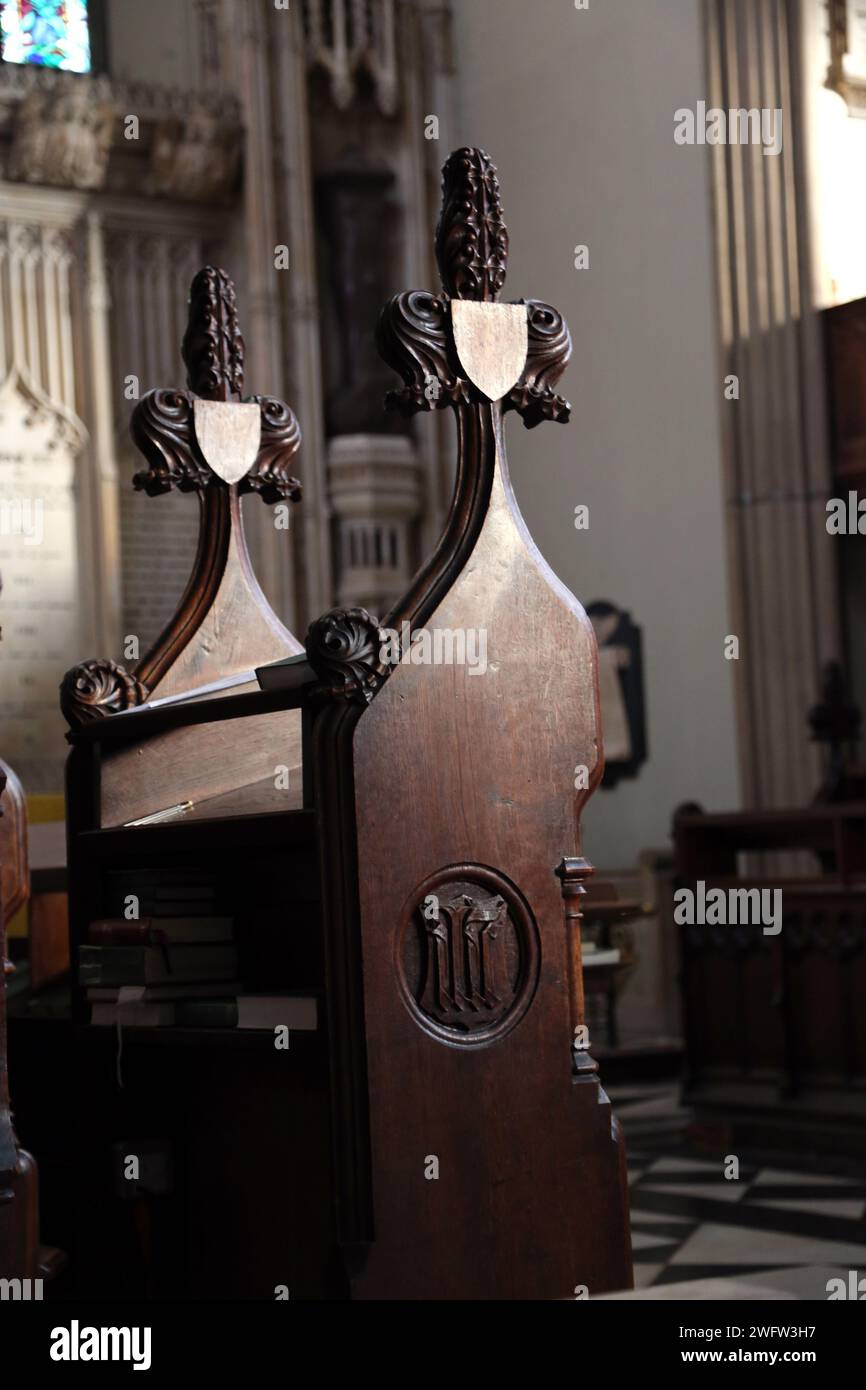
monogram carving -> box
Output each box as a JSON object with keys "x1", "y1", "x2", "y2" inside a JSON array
[{"x1": 398, "y1": 867, "x2": 539, "y2": 1044}]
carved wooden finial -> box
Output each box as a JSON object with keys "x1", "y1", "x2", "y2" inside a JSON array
[
  {"x1": 130, "y1": 266, "x2": 301, "y2": 501},
  {"x1": 435, "y1": 147, "x2": 509, "y2": 302},
  {"x1": 378, "y1": 147, "x2": 571, "y2": 427},
  {"x1": 63, "y1": 265, "x2": 304, "y2": 729},
  {"x1": 182, "y1": 265, "x2": 245, "y2": 402}
]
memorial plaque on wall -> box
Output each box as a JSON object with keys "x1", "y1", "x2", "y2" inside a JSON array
[
  {"x1": 0, "y1": 370, "x2": 86, "y2": 791},
  {"x1": 587, "y1": 600, "x2": 647, "y2": 789}
]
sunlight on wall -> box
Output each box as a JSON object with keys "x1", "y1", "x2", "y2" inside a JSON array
[{"x1": 806, "y1": 2, "x2": 866, "y2": 307}]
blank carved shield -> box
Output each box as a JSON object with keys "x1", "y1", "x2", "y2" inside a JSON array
[{"x1": 450, "y1": 300, "x2": 528, "y2": 402}]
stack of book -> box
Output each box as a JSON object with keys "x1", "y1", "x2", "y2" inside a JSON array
[
  {"x1": 84, "y1": 869, "x2": 316, "y2": 1032},
  {"x1": 83, "y1": 912, "x2": 240, "y2": 1026}
]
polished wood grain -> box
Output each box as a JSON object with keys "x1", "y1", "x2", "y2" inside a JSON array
[
  {"x1": 313, "y1": 148, "x2": 632, "y2": 1298},
  {"x1": 55, "y1": 155, "x2": 634, "y2": 1299},
  {"x1": 350, "y1": 405, "x2": 630, "y2": 1299}
]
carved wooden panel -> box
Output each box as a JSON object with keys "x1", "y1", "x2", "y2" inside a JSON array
[{"x1": 323, "y1": 148, "x2": 632, "y2": 1299}]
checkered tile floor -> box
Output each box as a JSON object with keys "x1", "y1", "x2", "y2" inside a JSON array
[{"x1": 609, "y1": 1084, "x2": 866, "y2": 1297}]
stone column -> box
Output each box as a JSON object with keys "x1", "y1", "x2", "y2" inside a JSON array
[{"x1": 705, "y1": 0, "x2": 841, "y2": 806}]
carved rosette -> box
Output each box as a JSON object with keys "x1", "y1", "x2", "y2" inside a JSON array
[
  {"x1": 61, "y1": 659, "x2": 148, "y2": 729},
  {"x1": 377, "y1": 148, "x2": 572, "y2": 427},
  {"x1": 305, "y1": 607, "x2": 383, "y2": 703}
]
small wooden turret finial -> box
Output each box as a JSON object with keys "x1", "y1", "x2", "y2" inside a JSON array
[
  {"x1": 182, "y1": 265, "x2": 246, "y2": 403},
  {"x1": 435, "y1": 147, "x2": 509, "y2": 302}
]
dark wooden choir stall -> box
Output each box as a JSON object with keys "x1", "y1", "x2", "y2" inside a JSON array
[
  {"x1": 675, "y1": 285, "x2": 866, "y2": 1157},
  {"x1": 675, "y1": 667, "x2": 866, "y2": 1154},
  {"x1": 58, "y1": 148, "x2": 633, "y2": 1299}
]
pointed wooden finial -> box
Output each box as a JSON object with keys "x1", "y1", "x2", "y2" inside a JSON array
[
  {"x1": 62, "y1": 265, "x2": 304, "y2": 727},
  {"x1": 130, "y1": 266, "x2": 301, "y2": 501},
  {"x1": 435, "y1": 147, "x2": 509, "y2": 302},
  {"x1": 378, "y1": 147, "x2": 571, "y2": 427},
  {"x1": 182, "y1": 266, "x2": 245, "y2": 402}
]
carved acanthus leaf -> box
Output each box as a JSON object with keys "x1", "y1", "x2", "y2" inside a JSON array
[
  {"x1": 376, "y1": 290, "x2": 470, "y2": 417},
  {"x1": 505, "y1": 300, "x2": 572, "y2": 428},
  {"x1": 61, "y1": 659, "x2": 148, "y2": 729},
  {"x1": 130, "y1": 388, "x2": 206, "y2": 496},
  {"x1": 305, "y1": 607, "x2": 383, "y2": 703}
]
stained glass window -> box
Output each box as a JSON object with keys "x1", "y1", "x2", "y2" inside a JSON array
[{"x1": 0, "y1": 1, "x2": 91, "y2": 74}]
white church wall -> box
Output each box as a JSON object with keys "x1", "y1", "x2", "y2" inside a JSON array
[{"x1": 451, "y1": 0, "x2": 741, "y2": 869}]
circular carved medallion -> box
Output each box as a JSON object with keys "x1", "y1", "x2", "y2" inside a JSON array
[{"x1": 396, "y1": 864, "x2": 540, "y2": 1045}]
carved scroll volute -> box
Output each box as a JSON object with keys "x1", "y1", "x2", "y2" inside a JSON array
[
  {"x1": 60, "y1": 659, "x2": 148, "y2": 728},
  {"x1": 62, "y1": 266, "x2": 304, "y2": 728},
  {"x1": 305, "y1": 608, "x2": 383, "y2": 704}
]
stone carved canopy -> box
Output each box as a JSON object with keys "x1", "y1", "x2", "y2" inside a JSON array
[
  {"x1": 0, "y1": 65, "x2": 242, "y2": 202},
  {"x1": 303, "y1": 0, "x2": 399, "y2": 116}
]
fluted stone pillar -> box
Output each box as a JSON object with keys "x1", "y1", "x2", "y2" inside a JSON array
[{"x1": 705, "y1": 0, "x2": 841, "y2": 806}]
